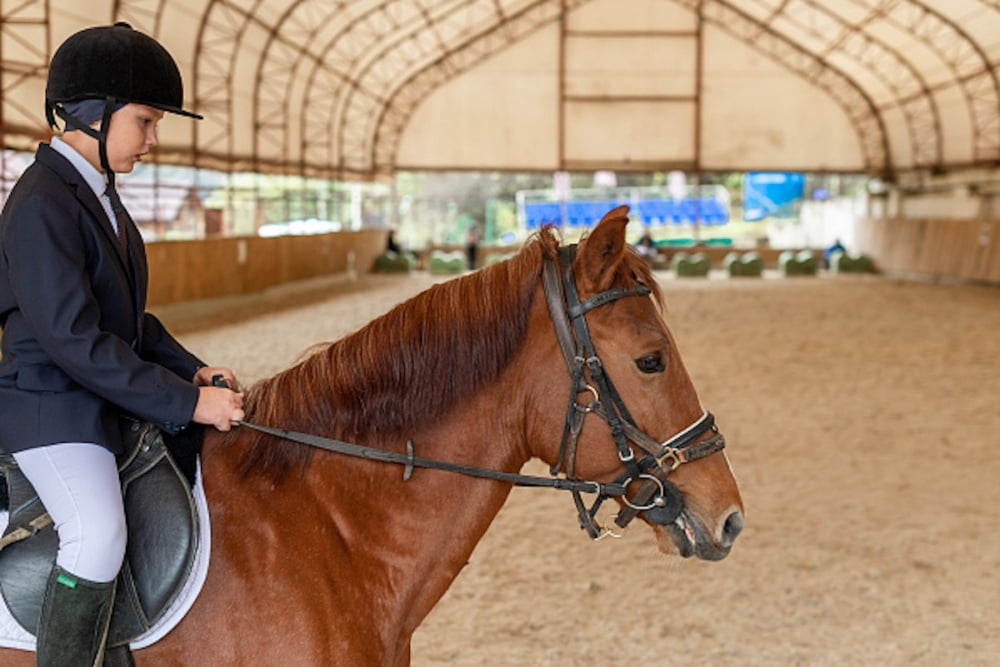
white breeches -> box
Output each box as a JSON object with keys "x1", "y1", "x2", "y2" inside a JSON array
[{"x1": 12, "y1": 443, "x2": 126, "y2": 583}]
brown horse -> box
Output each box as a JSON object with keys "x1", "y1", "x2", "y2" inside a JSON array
[{"x1": 3, "y1": 207, "x2": 743, "y2": 665}]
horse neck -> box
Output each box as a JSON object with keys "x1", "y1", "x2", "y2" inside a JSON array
[
  {"x1": 327, "y1": 384, "x2": 527, "y2": 564},
  {"x1": 203, "y1": 377, "x2": 530, "y2": 638}
]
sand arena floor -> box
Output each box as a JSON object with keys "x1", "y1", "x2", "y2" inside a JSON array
[{"x1": 160, "y1": 269, "x2": 1000, "y2": 666}]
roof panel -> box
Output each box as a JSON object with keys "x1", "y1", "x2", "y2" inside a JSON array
[
  {"x1": 567, "y1": 0, "x2": 696, "y2": 32},
  {"x1": 767, "y1": 18, "x2": 830, "y2": 56},
  {"x1": 396, "y1": 25, "x2": 559, "y2": 171},
  {"x1": 823, "y1": 1, "x2": 875, "y2": 25},
  {"x1": 882, "y1": 106, "x2": 913, "y2": 167},
  {"x1": 935, "y1": 82, "x2": 976, "y2": 164},
  {"x1": 781, "y1": 1, "x2": 844, "y2": 38},
  {"x1": 564, "y1": 35, "x2": 696, "y2": 97},
  {"x1": 823, "y1": 51, "x2": 895, "y2": 108},
  {"x1": 736, "y1": 0, "x2": 773, "y2": 24},
  {"x1": 562, "y1": 100, "x2": 696, "y2": 166},
  {"x1": 699, "y1": 24, "x2": 863, "y2": 172}
]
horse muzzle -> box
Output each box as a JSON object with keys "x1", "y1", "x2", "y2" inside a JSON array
[{"x1": 647, "y1": 497, "x2": 744, "y2": 561}]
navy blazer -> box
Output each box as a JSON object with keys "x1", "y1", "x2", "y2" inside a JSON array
[{"x1": 0, "y1": 143, "x2": 203, "y2": 454}]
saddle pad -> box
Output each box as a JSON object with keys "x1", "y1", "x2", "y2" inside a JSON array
[{"x1": 0, "y1": 462, "x2": 211, "y2": 652}]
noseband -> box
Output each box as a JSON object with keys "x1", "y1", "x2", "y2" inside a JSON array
[{"x1": 541, "y1": 245, "x2": 726, "y2": 539}]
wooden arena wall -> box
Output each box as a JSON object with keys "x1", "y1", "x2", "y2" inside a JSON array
[
  {"x1": 855, "y1": 218, "x2": 1000, "y2": 284},
  {"x1": 144, "y1": 230, "x2": 386, "y2": 307}
]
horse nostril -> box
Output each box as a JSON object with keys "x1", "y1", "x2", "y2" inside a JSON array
[{"x1": 721, "y1": 511, "x2": 744, "y2": 547}]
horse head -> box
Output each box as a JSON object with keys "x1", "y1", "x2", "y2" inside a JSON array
[{"x1": 523, "y1": 206, "x2": 744, "y2": 560}]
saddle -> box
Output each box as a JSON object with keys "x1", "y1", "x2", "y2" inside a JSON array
[{"x1": 0, "y1": 418, "x2": 202, "y2": 649}]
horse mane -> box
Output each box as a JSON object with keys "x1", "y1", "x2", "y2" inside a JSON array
[
  {"x1": 231, "y1": 227, "x2": 558, "y2": 480},
  {"x1": 228, "y1": 224, "x2": 661, "y2": 482}
]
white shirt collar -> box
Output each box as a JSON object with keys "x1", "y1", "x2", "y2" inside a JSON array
[{"x1": 50, "y1": 136, "x2": 110, "y2": 204}]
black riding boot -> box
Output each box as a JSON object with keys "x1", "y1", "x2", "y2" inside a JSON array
[{"x1": 35, "y1": 565, "x2": 115, "y2": 667}]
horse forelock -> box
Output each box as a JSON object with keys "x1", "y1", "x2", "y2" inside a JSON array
[
  {"x1": 622, "y1": 244, "x2": 665, "y2": 309},
  {"x1": 231, "y1": 228, "x2": 560, "y2": 481}
]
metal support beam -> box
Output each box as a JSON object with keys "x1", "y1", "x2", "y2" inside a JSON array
[{"x1": 0, "y1": 0, "x2": 49, "y2": 165}]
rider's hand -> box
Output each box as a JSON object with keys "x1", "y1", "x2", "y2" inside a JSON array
[
  {"x1": 193, "y1": 366, "x2": 241, "y2": 392},
  {"x1": 193, "y1": 385, "x2": 244, "y2": 432}
]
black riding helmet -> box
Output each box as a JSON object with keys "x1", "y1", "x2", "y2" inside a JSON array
[
  {"x1": 44, "y1": 22, "x2": 201, "y2": 211},
  {"x1": 46, "y1": 21, "x2": 202, "y2": 126}
]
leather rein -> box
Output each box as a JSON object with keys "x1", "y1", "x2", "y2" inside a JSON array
[{"x1": 227, "y1": 242, "x2": 723, "y2": 540}]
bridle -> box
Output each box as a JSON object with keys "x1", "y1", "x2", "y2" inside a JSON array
[
  {"x1": 230, "y1": 241, "x2": 724, "y2": 540},
  {"x1": 540, "y1": 245, "x2": 725, "y2": 539}
]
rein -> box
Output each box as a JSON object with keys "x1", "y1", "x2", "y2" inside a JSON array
[
  {"x1": 231, "y1": 419, "x2": 626, "y2": 498},
  {"x1": 220, "y1": 240, "x2": 724, "y2": 540}
]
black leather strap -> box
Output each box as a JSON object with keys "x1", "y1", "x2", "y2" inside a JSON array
[
  {"x1": 234, "y1": 421, "x2": 626, "y2": 498},
  {"x1": 541, "y1": 246, "x2": 577, "y2": 373},
  {"x1": 568, "y1": 285, "x2": 651, "y2": 318}
]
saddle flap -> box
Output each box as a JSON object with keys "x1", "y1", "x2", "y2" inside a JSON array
[
  {"x1": 0, "y1": 529, "x2": 56, "y2": 632},
  {"x1": 108, "y1": 453, "x2": 199, "y2": 645}
]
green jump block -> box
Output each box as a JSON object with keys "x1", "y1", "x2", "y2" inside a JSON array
[
  {"x1": 830, "y1": 251, "x2": 875, "y2": 273},
  {"x1": 724, "y1": 251, "x2": 764, "y2": 277},
  {"x1": 779, "y1": 250, "x2": 818, "y2": 276},
  {"x1": 429, "y1": 250, "x2": 466, "y2": 274},
  {"x1": 672, "y1": 251, "x2": 711, "y2": 277},
  {"x1": 373, "y1": 251, "x2": 414, "y2": 273}
]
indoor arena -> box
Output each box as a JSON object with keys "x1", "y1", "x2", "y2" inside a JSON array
[{"x1": 0, "y1": 1, "x2": 998, "y2": 666}]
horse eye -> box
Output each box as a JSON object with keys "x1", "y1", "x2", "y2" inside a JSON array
[{"x1": 635, "y1": 353, "x2": 665, "y2": 374}]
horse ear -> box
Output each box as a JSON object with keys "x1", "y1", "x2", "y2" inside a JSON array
[{"x1": 576, "y1": 205, "x2": 630, "y2": 292}]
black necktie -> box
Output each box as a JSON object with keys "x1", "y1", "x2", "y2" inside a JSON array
[{"x1": 104, "y1": 186, "x2": 128, "y2": 253}]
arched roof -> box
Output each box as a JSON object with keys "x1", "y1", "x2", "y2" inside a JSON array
[{"x1": 1, "y1": 0, "x2": 998, "y2": 180}]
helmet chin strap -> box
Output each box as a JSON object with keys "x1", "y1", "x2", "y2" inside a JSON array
[{"x1": 52, "y1": 97, "x2": 126, "y2": 215}]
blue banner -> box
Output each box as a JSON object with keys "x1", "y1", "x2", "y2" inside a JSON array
[
  {"x1": 742, "y1": 172, "x2": 804, "y2": 221},
  {"x1": 523, "y1": 197, "x2": 728, "y2": 229}
]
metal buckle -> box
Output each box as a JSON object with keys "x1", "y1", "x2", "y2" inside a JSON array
[
  {"x1": 577, "y1": 384, "x2": 599, "y2": 406},
  {"x1": 591, "y1": 505, "x2": 628, "y2": 540},
  {"x1": 656, "y1": 447, "x2": 685, "y2": 471}
]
